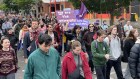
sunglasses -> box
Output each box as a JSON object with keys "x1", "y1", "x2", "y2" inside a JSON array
[{"x1": 89, "y1": 25, "x2": 94, "y2": 28}]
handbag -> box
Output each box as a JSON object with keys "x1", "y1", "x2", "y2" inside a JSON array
[{"x1": 68, "y1": 55, "x2": 85, "y2": 79}]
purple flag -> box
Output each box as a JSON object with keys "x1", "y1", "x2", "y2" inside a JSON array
[{"x1": 76, "y1": 2, "x2": 88, "y2": 19}]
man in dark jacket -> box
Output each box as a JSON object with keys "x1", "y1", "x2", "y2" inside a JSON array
[
  {"x1": 23, "y1": 19, "x2": 41, "y2": 63},
  {"x1": 117, "y1": 18, "x2": 126, "y2": 39},
  {"x1": 116, "y1": 18, "x2": 126, "y2": 51},
  {"x1": 128, "y1": 38, "x2": 140, "y2": 79},
  {"x1": 45, "y1": 24, "x2": 60, "y2": 55}
]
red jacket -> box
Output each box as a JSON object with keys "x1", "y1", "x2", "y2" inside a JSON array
[{"x1": 62, "y1": 52, "x2": 92, "y2": 79}]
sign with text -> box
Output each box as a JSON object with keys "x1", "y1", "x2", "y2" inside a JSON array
[
  {"x1": 56, "y1": 10, "x2": 79, "y2": 23},
  {"x1": 68, "y1": 20, "x2": 89, "y2": 29}
]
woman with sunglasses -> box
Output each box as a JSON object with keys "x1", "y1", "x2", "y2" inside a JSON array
[{"x1": 83, "y1": 24, "x2": 96, "y2": 73}]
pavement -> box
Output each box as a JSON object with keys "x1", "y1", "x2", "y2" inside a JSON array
[{"x1": 15, "y1": 50, "x2": 129, "y2": 79}]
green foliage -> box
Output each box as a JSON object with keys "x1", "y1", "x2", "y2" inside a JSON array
[
  {"x1": 3, "y1": 0, "x2": 13, "y2": 8},
  {"x1": 68, "y1": 0, "x2": 133, "y2": 25},
  {"x1": 0, "y1": 4, "x2": 8, "y2": 10},
  {"x1": 13, "y1": 0, "x2": 34, "y2": 9},
  {"x1": 68, "y1": 0, "x2": 133, "y2": 13},
  {"x1": 2, "y1": 0, "x2": 37, "y2": 13},
  {"x1": 68, "y1": 0, "x2": 81, "y2": 9},
  {"x1": 69, "y1": 0, "x2": 133, "y2": 13},
  {"x1": 2, "y1": 0, "x2": 18, "y2": 12}
]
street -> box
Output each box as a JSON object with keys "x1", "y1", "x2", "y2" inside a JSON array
[{"x1": 15, "y1": 50, "x2": 129, "y2": 79}]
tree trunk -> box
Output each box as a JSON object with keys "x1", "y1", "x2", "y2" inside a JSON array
[{"x1": 110, "y1": 12, "x2": 114, "y2": 26}]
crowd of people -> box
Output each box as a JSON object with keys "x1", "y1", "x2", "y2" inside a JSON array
[{"x1": 0, "y1": 13, "x2": 139, "y2": 79}]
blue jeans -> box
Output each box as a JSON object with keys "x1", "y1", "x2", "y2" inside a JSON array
[
  {"x1": 95, "y1": 65, "x2": 106, "y2": 79},
  {"x1": 0, "y1": 73, "x2": 15, "y2": 79}
]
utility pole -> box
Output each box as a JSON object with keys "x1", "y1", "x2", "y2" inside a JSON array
[{"x1": 129, "y1": 1, "x2": 131, "y2": 20}]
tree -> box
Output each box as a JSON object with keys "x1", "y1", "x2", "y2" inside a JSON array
[
  {"x1": 3, "y1": 0, "x2": 18, "y2": 13},
  {"x1": 2, "y1": 0, "x2": 36, "y2": 14},
  {"x1": 0, "y1": 4, "x2": 8, "y2": 11},
  {"x1": 13, "y1": 0, "x2": 36, "y2": 14},
  {"x1": 68, "y1": 0, "x2": 133, "y2": 25}
]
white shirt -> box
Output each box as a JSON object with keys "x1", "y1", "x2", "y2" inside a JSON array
[
  {"x1": 49, "y1": 33, "x2": 55, "y2": 44},
  {"x1": 101, "y1": 24, "x2": 108, "y2": 30},
  {"x1": 2, "y1": 22, "x2": 12, "y2": 30},
  {"x1": 124, "y1": 24, "x2": 133, "y2": 36},
  {"x1": 104, "y1": 36, "x2": 121, "y2": 60}
]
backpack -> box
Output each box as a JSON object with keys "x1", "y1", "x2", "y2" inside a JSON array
[
  {"x1": 94, "y1": 40, "x2": 108, "y2": 55},
  {"x1": 107, "y1": 35, "x2": 120, "y2": 46},
  {"x1": 94, "y1": 35, "x2": 120, "y2": 49},
  {"x1": 94, "y1": 40, "x2": 107, "y2": 49}
]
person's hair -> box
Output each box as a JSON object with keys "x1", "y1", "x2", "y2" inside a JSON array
[
  {"x1": 32, "y1": 18, "x2": 39, "y2": 22},
  {"x1": 6, "y1": 28, "x2": 13, "y2": 34},
  {"x1": 107, "y1": 25, "x2": 117, "y2": 35},
  {"x1": 88, "y1": 24, "x2": 95, "y2": 30},
  {"x1": 73, "y1": 25, "x2": 81, "y2": 34},
  {"x1": 127, "y1": 29, "x2": 138, "y2": 41},
  {"x1": 18, "y1": 19, "x2": 23, "y2": 23},
  {"x1": 7, "y1": 28, "x2": 12, "y2": 31},
  {"x1": 38, "y1": 34, "x2": 52, "y2": 46},
  {"x1": 47, "y1": 24, "x2": 53, "y2": 28},
  {"x1": 0, "y1": 37, "x2": 9, "y2": 49},
  {"x1": 22, "y1": 24, "x2": 29, "y2": 29},
  {"x1": 71, "y1": 40, "x2": 81, "y2": 50},
  {"x1": 1, "y1": 37, "x2": 9, "y2": 44},
  {"x1": 103, "y1": 20, "x2": 106, "y2": 23},
  {"x1": 97, "y1": 30, "x2": 106, "y2": 37}
]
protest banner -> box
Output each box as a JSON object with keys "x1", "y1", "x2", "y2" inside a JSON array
[
  {"x1": 56, "y1": 10, "x2": 79, "y2": 23},
  {"x1": 68, "y1": 20, "x2": 89, "y2": 29}
]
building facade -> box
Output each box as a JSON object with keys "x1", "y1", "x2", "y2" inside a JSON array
[{"x1": 37, "y1": 0, "x2": 74, "y2": 16}]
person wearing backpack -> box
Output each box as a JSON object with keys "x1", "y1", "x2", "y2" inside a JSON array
[
  {"x1": 104, "y1": 25, "x2": 124, "y2": 79},
  {"x1": 91, "y1": 30, "x2": 109, "y2": 79}
]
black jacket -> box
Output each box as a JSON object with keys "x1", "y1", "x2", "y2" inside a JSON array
[
  {"x1": 64, "y1": 30, "x2": 86, "y2": 52},
  {"x1": 23, "y1": 32, "x2": 37, "y2": 58},
  {"x1": 5, "y1": 33, "x2": 18, "y2": 50},
  {"x1": 122, "y1": 38, "x2": 135, "y2": 62},
  {"x1": 83, "y1": 31, "x2": 95, "y2": 51},
  {"x1": 116, "y1": 23, "x2": 126, "y2": 39},
  {"x1": 45, "y1": 31, "x2": 59, "y2": 44},
  {"x1": 128, "y1": 40, "x2": 140, "y2": 79}
]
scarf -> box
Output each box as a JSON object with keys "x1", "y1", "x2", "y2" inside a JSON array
[{"x1": 29, "y1": 28, "x2": 40, "y2": 45}]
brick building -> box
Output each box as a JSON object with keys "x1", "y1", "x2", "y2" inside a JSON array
[{"x1": 39, "y1": 0, "x2": 74, "y2": 15}]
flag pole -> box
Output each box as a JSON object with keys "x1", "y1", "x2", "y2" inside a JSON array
[
  {"x1": 80, "y1": 0, "x2": 89, "y2": 13},
  {"x1": 100, "y1": 0, "x2": 103, "y2": 26},
  {"x1": 79, "y1": 0, "x2": 90, "y2": 20},
  {"x1": 50, "y1": 0, "x2": 52, "y2": 17}
]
